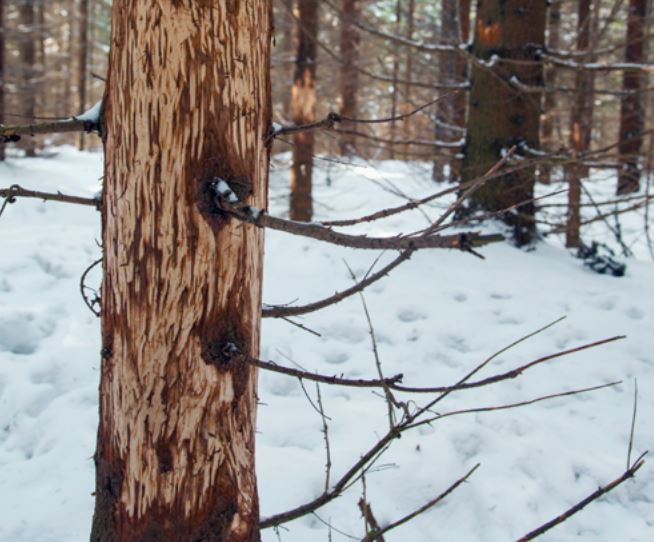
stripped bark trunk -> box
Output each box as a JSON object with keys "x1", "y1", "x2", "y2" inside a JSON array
[
  {"x1": 462, "y1": 0, "x2": 546, "y2": 246},
  {"x1": 617, "y1": 0, "x2": 648, "y2": 194},
  {"x1": 538, "y1": 0, "x2": 562, "y2": 184},
  {"x1": 339, "y1": 0, "x2": 360, "y2": 156},
  {"x1": 78, "y1": 0, "x2": 89, "y2": 150},
  {"x1": 290, "y1": 0, "x2": 318, "y2": 221},
  {"x1": 91, "y1": 1, "x2": 272, "y2": 540}
]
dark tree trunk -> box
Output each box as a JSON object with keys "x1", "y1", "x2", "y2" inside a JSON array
[
  {"x1": 617, "y1": 0, "x2": 648, "y2": 194},
  {"x1": 78, "y1": 0, "x2": 89, "y2": 150},
  {"x1": 433, "y1": 0, "x2": 469, "y2": 182},
  {"x1": 17, "y1": 0, "x2": 36, "y2": 157},
  {"x1": 290, "y1": 0, "x2": 318, "y2": 222},
  {"x1": 0, "y1": 0, "x2": 5, "y2": 161},
  {"x1": 462, "y1": 0, "x2": 546, "y2": 246},
  {"x1": 91, "y1": 1, "x2": 272, "y2": 540},
  {"x1": 538, "y1": 0, "x2": 562, "y2": 184},
  {"x1": 339, "y1": 0, "x2": 360, "y2": 156},
  {"x1": 401, "y1": 0, "x2": 415, "y2": 159},
  {"x1": 389, "y1": 0, "x2": 401, "y2": 159}
]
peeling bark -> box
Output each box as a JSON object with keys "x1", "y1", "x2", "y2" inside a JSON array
[{"x1": 92, "y1": 1, "x2": 272, "y2": 540}]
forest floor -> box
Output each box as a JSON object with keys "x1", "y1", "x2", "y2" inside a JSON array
[{"x1": 0, "y1": 147, "x2": 652, "y2": 541}]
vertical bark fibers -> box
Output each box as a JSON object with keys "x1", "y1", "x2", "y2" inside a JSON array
[
  {"x1": 462, "y1": 0, "x2": 546, "y2": 245},
  {"x1": 617, "y1": 0, "x2": 648, "y2": 194},
  {"x1": 92, "y1": 1, "x2": 272, "y2": 540},
  {"x1": 339, "y1": 0, "x2": 360, "y2": 156},
  {"x1": 290, "y1": 0, "x2": 318, "y2": 222}
]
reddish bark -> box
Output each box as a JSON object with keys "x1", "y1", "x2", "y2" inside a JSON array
[{"x1": 339, "y1": 0, "x2": 360, "y2": 156}]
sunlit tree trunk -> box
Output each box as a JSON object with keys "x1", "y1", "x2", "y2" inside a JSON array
[
  {"x1": 339, "y1": 0, "x2": 360, "y2": 156},
  {"x1": 290, "y1": 0, "x2": 318, "y2": 221},
  {"x1": 617, "y1": 0, "x2": 648, "y2": 194},
  {"x1": 91, "y1": 1, "x2": 272, "y2": 540},
  {"x1": 462, "y1": 0, "x2": 546, "y2": 246}
]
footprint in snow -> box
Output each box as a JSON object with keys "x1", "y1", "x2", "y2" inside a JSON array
[
  {"x1": 324, "y1": 351, "x2": 349, "y2": 365},
  {"x1": 489, "y1": 292, "x2": 512, "y2": 300},
  {"x1": 452, "y1": 291, "x2": 467, "y2": 302},
  {"x1": 396, "y1": 308, "x2": 426, "y2": 323},
  {"x1": 0, "y1": 310, "x2": 57, "y2": 355},
  {"x1": 595, "y1": 296, "x2": 617, "y2": 311},
  {"x1": 625, "y1": 306, "x2": 644, "y2": 320}
]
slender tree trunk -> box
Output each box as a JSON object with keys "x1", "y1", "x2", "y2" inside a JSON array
[
  {"x1": 0, "y1": 0, "x2": 5, "y2": 161},
  {"x1": 91, "y1": 1, "x2": 272, "y2": 540},
  {"x1": 433, "y1": 0, "x2": 468, "y2": 182},
  {"x1": 617, "y1": 0, "x2": 648, "y2": 194},
  {"x1": 538, "y1": 0, "x2": 562, "y2": 184},
  {"x1": 339, "y1": 0, "x2": 360, "y2": 156},
  {"x1": 290, "y1": 0, "x2": 318, "y2": 222},
  {"x1": 566, "y1": 0, "x2": 596, "y2": 247},
  {"x1": 78, "y1": 0, "x2": 89, "y2": 150},
  {"x1": 462, "y1": 0, "x2": 546, "y2": 246},
  {"x1": 451, "y1": 0, "x2": 471, "y2": 180},
  {"x1": 389, "y1": 0, "x2": 401, "y2": 159},
  {"x1": 17, "y1": 0, "x2": 36, "y2": 157},
  {"x1": 36, "y1": 1, "x2": 46, "y2": 117},
  {"x1": 281, "y1": 0, "x2": 295, "y2": 121},
  {"x1": 401, "y1": 0, "x2": 415, "y2": 159}
]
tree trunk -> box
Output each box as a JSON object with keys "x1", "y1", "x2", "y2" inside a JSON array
[
  {"x1": 78, "y1": 0, "x2": 89, "y2": 150},
  {"x1": 433, "y1": 0, "x2": 468, "y2": 182},
  {"x1": 290, "y1": 0, "x2": 318, "y2": 222},
  {"x1": 617, "y1": 0, "x2": 648, "y2": 194},
  {"x1": 388, "y1": 0, "x2": 401, "y2": 159},
  {"x1": 339, "y1": 0, "x2": 360, "y2": 156},
  {"x1": 462, "y1": 0, "x2": 546, "y2": 246},
  {"x1": 91, "y1": 1, "x2": 272, "y2": 540},
  {"x1": 401, "y1": 0, "x2": 415, "y2": 159},
  {"x1": 17, "y1": 0, "x2": 36, "y2": 157},
  {"x1": 565, "y1": 0, "x2": 597, "y2": 247},
  {"x1": 0, "y1": 0, "x2": 5, "y2": 161},
  {"x1": 538, "y1": 0, "x2": 561, "y2": 184}
]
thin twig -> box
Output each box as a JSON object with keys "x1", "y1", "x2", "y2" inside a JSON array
[
  {"x1": 80, "y1": 258, "x2": 103, "y2": 317},
  {"x1": 315, "y1": 384, "x2": 332, "y2": 493},
  {"x1": 362, "y1": 464, "x2": 480, "y2": 542},
  {"x1": 516, "y1": 453, "x2": 647, "y2": 541},
  {"x1": 0, "y1": 185, "x2": 99, "y2": 208},
  {"x1": 626, "y1": 379, "x2": 639, "y2": 470}
]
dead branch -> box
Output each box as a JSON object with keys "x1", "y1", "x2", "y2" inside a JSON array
[
  {"x1": 0, "y1": 185, "x2": 99, "y2": 208},
  {"x1": 0, "y1": 117, "x2": 99, "y2": 142},
  {"x1": 358, "y1": 497, "x2": 385, "y2": 542},
  {"x1": 362, "y1": 464, "x2": 480, "y2": 542},
  {"x1": 516, "y1": 453, "x2": 647, "y2": 541}
]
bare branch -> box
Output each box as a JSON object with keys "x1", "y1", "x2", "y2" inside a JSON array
[
  {"x1": 362, "y1": 464, "x2": 480, "y2": 542},
  {"x1": 0, "y1": 184, "x2": 99, "y2": 208},
  {"x1": 0, "y1": 117, "x2": 99, "y2": 142},
  {"x1": 516, "y1": 454, "x2": 647, "y2": 541}
]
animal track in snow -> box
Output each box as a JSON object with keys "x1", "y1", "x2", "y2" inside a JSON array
[
  {"x1": 625, "y1": 307, "x2": 644, "y2": 320},
  {"x1": 0, "y1": 310, "x2": 57, "y2": 355},
  {"x1": 452, "y1": 292, "x2": 467, "y2": 302},
  {"x1": 396, "y1": 308, "x2": 427, "y2": 323},
  {"x1": 324, "y1": 350, "x2": 349, "y2": 365}
]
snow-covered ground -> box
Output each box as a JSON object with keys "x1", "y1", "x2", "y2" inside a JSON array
[{"x1": 0, "y1": 148, "x2": 651, "y2": 541}]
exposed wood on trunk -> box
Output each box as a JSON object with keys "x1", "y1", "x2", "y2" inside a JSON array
[
  {"x1": 78, "y1": 0, "x2": 89, "y2": 150},
  {"x1": 462, "y1": 0, "x2": 546, "y2": 246},
  {"x1": 538, "y1": 0, "x2": 562, "y2": 184},
  {"x1": 290, "y1": 0, "x2": 318, "y2": 222},
  {"x1": 617, "y1": 0, "x2": 648, "y2": 194},
  {"x1": 339, "y1": 0, "x2": 360, "y2": 156},
  {"x1": 91, "y1": 1, "x2": 272, "y2": 540}
]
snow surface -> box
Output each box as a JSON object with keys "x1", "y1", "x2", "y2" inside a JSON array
[
  {"x1": 74, "y1": 101, "x2": 102, "y2": 124},
  {"x1": 0, "y1": 149, "x2": 652, "y2": 541}
]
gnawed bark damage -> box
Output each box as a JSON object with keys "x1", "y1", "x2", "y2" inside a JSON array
[{"x1": 92, "y1": 1, "x2": 272, "y2": 541}]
